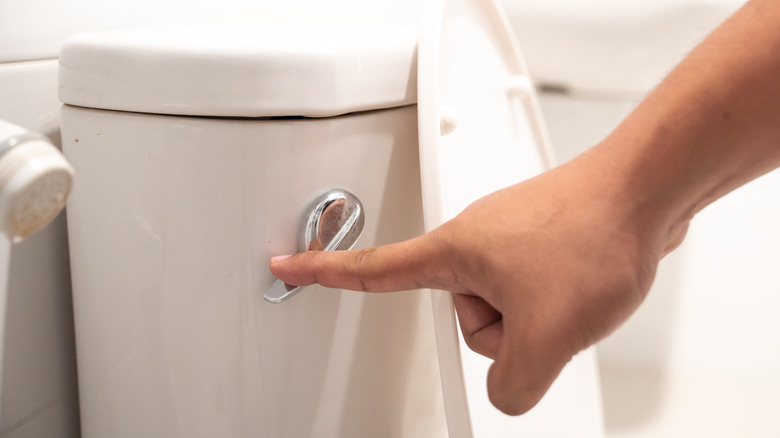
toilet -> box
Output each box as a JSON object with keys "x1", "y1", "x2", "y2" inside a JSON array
[{"x1": 59, "y1": 0, "x2": 603, "y2": 436}]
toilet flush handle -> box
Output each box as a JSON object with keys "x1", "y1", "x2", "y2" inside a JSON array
[{"x1": 264, "y1": 189, "x2": 365, "y2": 304}]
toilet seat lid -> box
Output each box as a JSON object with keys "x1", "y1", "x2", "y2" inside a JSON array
[
  {"x1": 416, "y1": 0, "x2": 555, "y2": 434},
  {"x1": 417, "y1": 0, "x2": 554, "y2": 230},
  {"x1": 58, "y1": 22, "x2": 418, "y2": 118}
]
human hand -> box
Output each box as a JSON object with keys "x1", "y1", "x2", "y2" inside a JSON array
[{"x1": 270, "y1": 153, "x2": 687, "y2": 415}]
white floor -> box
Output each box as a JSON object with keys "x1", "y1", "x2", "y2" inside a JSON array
[{"x1": 600, "y1": 360, "x2": 780, "y2": 438}]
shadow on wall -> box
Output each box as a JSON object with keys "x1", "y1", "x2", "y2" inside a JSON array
[{"x1": 597, "y1": 246, "x2": 689, "y2": 432}]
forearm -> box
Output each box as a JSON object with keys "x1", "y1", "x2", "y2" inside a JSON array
[{"x1": 580, "y1": 0, "x2": 780, "y2": 251}]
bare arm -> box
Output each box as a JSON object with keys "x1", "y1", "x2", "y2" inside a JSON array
[
  {"x1": 271, "y1": 0, "x2": 780, "y2": 415},
  {"x1": 595, "y1": 0, "x2": 780, "y2": 257}
]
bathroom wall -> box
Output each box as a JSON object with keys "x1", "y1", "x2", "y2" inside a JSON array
[
  {"x1": 501, "y1": 0, "x2": 749, "y2": 98},
  {"x1": 0, "y1": 0, "x2": 423, "y2": 63},
  {"x1": 502, "y1": 1, "x2": 780, "y2": 437}
]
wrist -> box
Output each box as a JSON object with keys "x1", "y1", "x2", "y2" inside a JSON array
[{"x1": 563, "y1": 131, "x2": 694, "y2": 262}]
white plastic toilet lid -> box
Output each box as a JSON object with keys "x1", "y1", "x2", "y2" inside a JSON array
[{"x1": 417, "y1": 0, "x2": 556, "y2": 435}]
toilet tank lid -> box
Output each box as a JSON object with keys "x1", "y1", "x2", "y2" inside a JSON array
[{"x1": 58, "y1": 23, "x2": 418, "y2": 118}]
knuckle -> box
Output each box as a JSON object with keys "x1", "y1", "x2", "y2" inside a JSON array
[
  {"x1": 350, "y1": 247, "x2": 378, "y2": 269},
  {"x1": 347, "y1": 247, "x2": 379, "y2": 291},
  {"x1": 460, "y1": 330, "x2": 477, "y2": 349}
]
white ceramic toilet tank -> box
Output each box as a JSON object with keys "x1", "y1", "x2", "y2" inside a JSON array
[
  {"x1": 60, "y1": 25, "x2": 450, "y2": 438},
  {"x1": 62, "y1": 106, "x2": 445, "y2": 437}
]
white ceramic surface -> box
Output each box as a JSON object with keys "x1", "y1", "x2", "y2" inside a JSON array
[{"x1": 63, "y1": 104, "x2": 450, "y2": 438}]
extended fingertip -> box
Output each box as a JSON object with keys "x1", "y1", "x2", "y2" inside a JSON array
[{"x1": 270, "y1": 254, "x2": 292, "y2": 264}]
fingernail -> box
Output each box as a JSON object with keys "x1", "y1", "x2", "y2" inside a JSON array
[{"x1": 271, "y1": 255, "x2": 292, "y2": 263}]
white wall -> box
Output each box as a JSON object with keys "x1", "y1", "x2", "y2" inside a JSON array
[
  {"x1": 0, "y1": 0, "x2": 423, "y2": 62},
  {"x1": 503, "y1": 0, "x2": 746, "y2": 96}
]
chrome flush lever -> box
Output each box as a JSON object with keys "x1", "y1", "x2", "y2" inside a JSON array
[{"x1": 264, "y1": 189, "x2": 365, "y2": 304}]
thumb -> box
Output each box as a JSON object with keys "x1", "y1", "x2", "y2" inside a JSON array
[
  {"x1": 485, "y1": 299, "x2": 573, "y2": 416},
  {"x1": 269, "y1": 233, "x2": 456, "y2": 293},
  {"x1": 487, "y1": 341, "x2": 564, "y2": 416}
]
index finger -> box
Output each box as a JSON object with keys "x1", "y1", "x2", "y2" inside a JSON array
[{"x1": 269, "y1": 233, "x2": 457, "y2": 293}]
